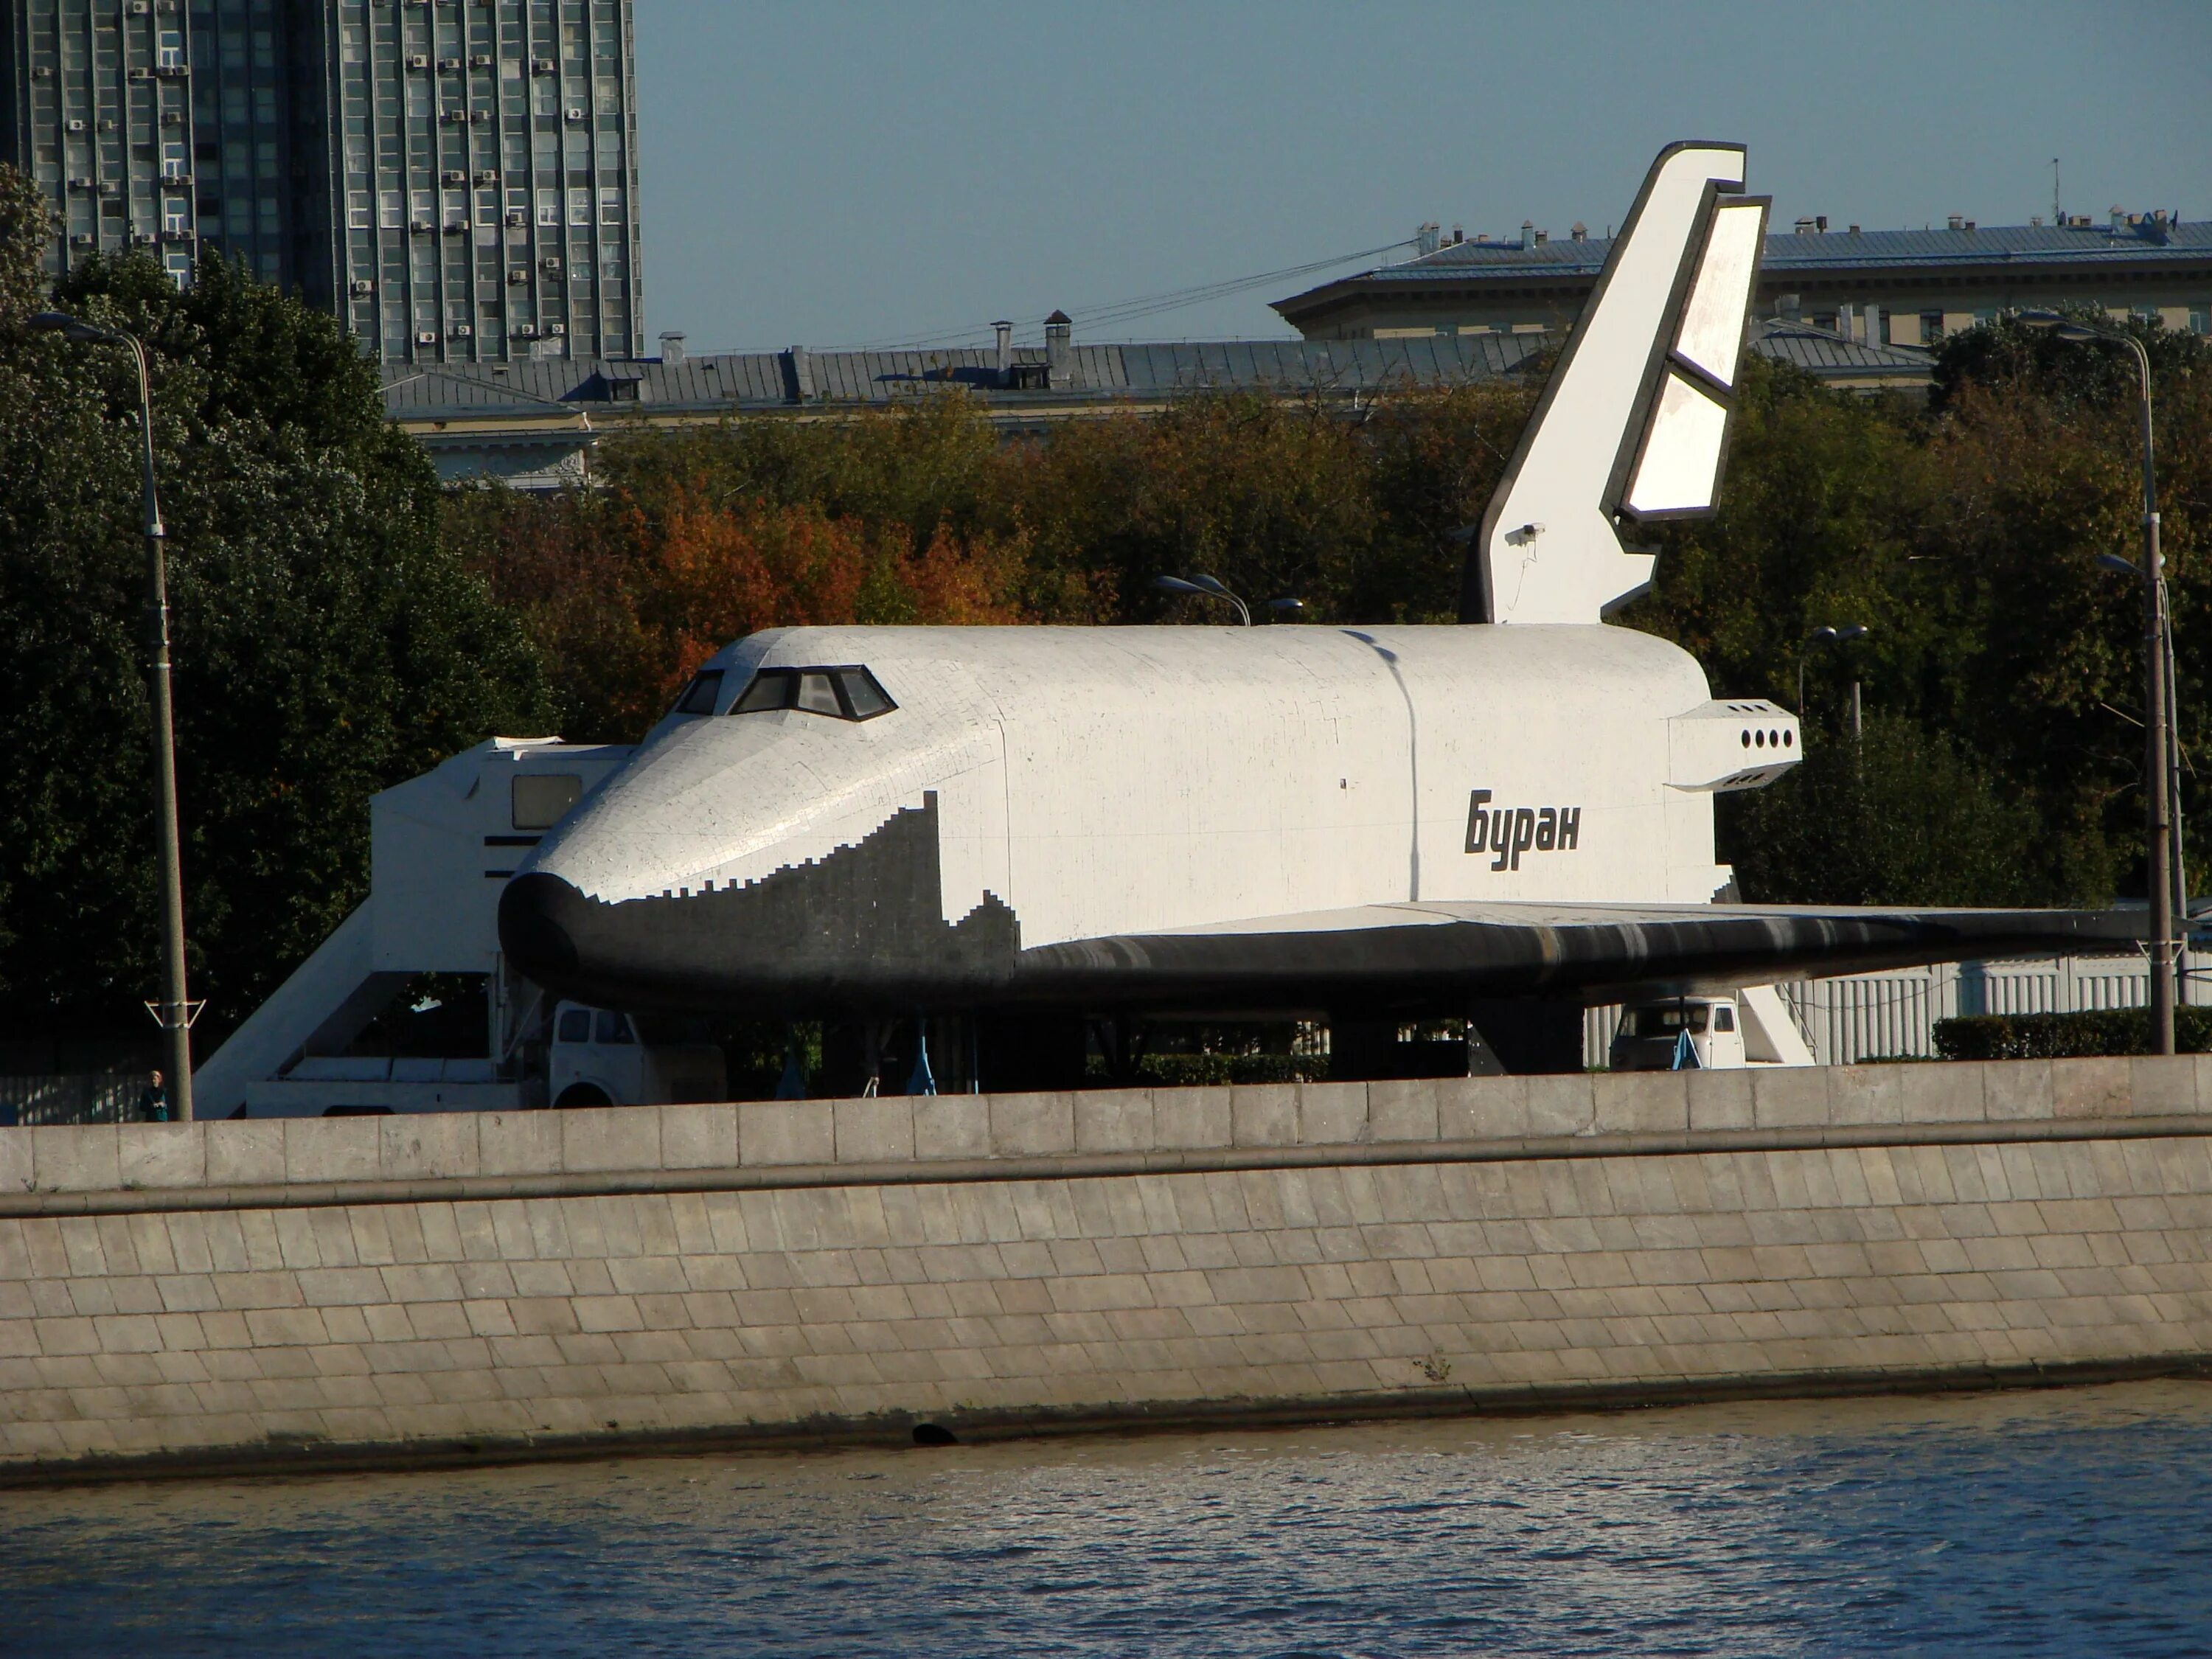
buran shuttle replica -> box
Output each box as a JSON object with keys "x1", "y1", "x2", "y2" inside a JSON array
[{"x1": 500, "y1": 142, "x2": 2134, "y2": 1077}]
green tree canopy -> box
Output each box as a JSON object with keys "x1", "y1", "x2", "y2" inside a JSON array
[{"x1": 0, "y1": 206, "x2": 551, "y2": 1048}]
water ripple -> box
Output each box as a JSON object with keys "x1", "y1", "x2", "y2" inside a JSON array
[{"x1": 4, "y1": 1381, "x2": 2212, "y2": 1656}]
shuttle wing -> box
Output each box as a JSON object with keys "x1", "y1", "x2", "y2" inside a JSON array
[
  {"x1": 1465, "y1": 142, "x2": 1770, "y2": 625},
  {"x1": 1015, "y1": 899, "x2": 2143, "y2": 1010}
]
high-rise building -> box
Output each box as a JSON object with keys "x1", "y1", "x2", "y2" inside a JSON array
[
  {"x1": 2, "y1": 0, "x2": 642, "y2": 365},
  {"x1": 0, "y1": 0, "x2": 201, "y2": 287}
]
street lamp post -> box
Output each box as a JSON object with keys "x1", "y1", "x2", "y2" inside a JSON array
[
  {"x1": 2020, "y1": 308, "x2": 2176, "y2": 1051},
  {"x1": 1798, "y1": 624, "x2": 1870, "y2": 739},
  {"x1": 33, "y1": 311, "x2": 195, "y2": 1119}
]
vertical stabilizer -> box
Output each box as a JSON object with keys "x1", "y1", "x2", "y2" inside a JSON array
[{"x1": 1464, "y1": 142, "x2": 1769, "y2": 625}]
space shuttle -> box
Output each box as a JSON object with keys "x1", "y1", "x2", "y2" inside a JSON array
[{"x1": 498, "y1": 143, "x2": 2133, "y2": 1076}]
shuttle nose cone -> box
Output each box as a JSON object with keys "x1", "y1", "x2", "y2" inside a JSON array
[{"x1": 498, "y1": 872, "x2": 589, "y2": 985}]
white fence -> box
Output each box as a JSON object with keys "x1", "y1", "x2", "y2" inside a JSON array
[{"x1": 1583, "y1": 950, "x2": 2202, "y2": 1068}]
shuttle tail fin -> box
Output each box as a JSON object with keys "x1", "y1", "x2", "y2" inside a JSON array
[{"x1": 1462, "y1": 142, "x2": 1770, "y2": 625}]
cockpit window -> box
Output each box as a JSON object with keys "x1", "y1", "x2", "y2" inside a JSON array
[
  {"x1": 673, "y1": 669, "x2": 724, "y2": 716},
  {"x1": 729, "y1": 666, "x2": 896, "y2": 721}
]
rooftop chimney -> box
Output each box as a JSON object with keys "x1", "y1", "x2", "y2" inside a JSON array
[
  {"x1": 1043, "y1": 310, "x2": 1073, "y2": 389},
  {"x1": 993, "y1": 319, "x2": 1012, "y2": 386},
  {"x1": 1570, "y1": 220, "x2": 1587, "y2": 242},
  {"x1": 658, "y1": 331, "x2": 685, "y2": 364},
  {"x1": 2111, "y1": 205, "x2": 2125, "y2": 230},
  {"x1": 1815, "y1": 215, "x2": 1828, "y2": 232},
  {"x1": 1415, "y1": 222, "x2": 1441, "y2": 257},
  {"x1": 1794, "y1": 217, "x2": 1816, "y2": 234},
  {"x1": 1947, "y1": 213, "x2": 1964, "y2": 231},
  {"x1": 1520, "y1": 219, "x2": 1534, "y2": 251},
  {"x1": 781, "y1": 345, "x2": 813, "y2": 405}
]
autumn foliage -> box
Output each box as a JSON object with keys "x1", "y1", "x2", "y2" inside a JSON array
[{"x1": 449, "y1": 461, "x2": 1032, "y2": 740}]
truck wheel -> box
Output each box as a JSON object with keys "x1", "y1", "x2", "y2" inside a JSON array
[{"x1": 554, "y1": 1083, "x2": 612, "y2": 1109}]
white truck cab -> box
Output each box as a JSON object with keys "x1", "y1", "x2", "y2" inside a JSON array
[
  {"x1": 1610, "y1": 996, "x2": 1744, "y2": 1071},
  {"x1": 549, "y1": 1002, "x2": 728, "y2": 1108},
  {"x1": 1609, "y1": 984, "x2": 1815, "y2": 1071}
]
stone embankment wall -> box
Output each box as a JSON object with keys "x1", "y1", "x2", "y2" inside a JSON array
[{"x1": 5, "y1": 1058, "x2": 2212, "y2": 1479}]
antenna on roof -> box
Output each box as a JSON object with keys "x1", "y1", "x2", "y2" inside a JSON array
[{"x1": 2052, "y1": 157, "x2": 2061, "y2": 226}]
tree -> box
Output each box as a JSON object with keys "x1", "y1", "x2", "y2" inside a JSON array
[
  {"x1": 1720, "y1": 713, "x2": 2044, "y2": 906},
  {"x1": 0, "y1": 224, "x2": 552, "y2": 1047}
]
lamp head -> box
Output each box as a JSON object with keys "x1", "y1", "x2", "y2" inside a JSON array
[
  {"x1": 1152, "y1": 575, "x2": 1208, "y2": 597},
  {"x1": 2098, "y1": 552, "x2": 2143, "y2": 578},
  {"x1": 29, "y1": 310, "x2": 112, "y2": 343},
  {"x1": 1266, "y1": 597, "x2": 1305, "y2": 615},
  {"x1": 1189, "y1": 574, "x2": 1233, "y2": 599},
  {"x1": 1839, "y1": 624, "x2": 1870, "y2": 641},
  {"x1": 1810, "y1": 625, "x2": 1840, "y2": 644}
]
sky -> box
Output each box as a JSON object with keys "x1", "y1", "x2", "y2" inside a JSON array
[{"x1": 632, "y1": 0, "x2": 2212, "y2": 353}]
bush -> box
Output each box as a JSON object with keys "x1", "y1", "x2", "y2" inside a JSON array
[{"x1": 1933, "y1": 1007, "x2": 2212, "y2": 1059}]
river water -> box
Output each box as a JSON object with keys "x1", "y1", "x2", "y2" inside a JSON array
[{"x1": 4, "y1": 1380, "x2": 2211, "y2": 1657}]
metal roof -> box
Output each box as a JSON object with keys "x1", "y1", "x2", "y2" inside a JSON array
[
  {"x1": 1277, "y1": 218, "x2": 2212, "y2": 309},
  {"x1": 383, "y1": 333, "x2": 1557, "y2": 423},
  {"x1": 388, "y1": 322, "x2": 1934, "y2": 428}
]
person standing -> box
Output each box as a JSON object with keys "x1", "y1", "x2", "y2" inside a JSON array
[{"x1": 136, "y1": 1069, "x2": 170, "y2": 1124}]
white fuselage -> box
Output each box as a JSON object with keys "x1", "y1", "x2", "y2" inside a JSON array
[{"x1": 524, "y1": 622, "x2": 1783, "y2": 950}]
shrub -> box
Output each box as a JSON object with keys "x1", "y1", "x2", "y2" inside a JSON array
[{"x1": 1933, "y1": 1006, "x2": 2212, "y2": 1059}]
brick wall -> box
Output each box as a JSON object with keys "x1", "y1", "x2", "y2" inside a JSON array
[{"x1": 4, "y1": 1059, "x2": 2211, "y2": 1477}]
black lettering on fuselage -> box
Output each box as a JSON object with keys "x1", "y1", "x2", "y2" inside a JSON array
[{"x1": 1466, "y1": 789, "x2": 1582, "y2": 871}]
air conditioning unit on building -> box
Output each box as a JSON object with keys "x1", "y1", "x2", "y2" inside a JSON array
[
  {"x1": 160, "y1": 110, "x2": 185, "y2": 125},
  {"x1": 440, "y1": 109, "x2": 467, "y2": 124},
  {"x1": 31, "y1": 66, "x2": 52, "y2": 80},
  {"x1": 437, "y1": 57, "x2": 461, "y2": 72},
  {"x1": 564, "y1": 108, "x2": 585, "y2": 123},
  {"x1": 468, "y1": 108, "x2": 488, "y2": 123},
  {"x1": 70, "y1": 232, "x2": 94, "y2": 246},
  {"x1": 65, "y1": 118, "x2": 85, "y2": 133},
  {"x1": 67, "y1": 176, "x2": 94, "y2": 190},
  {"x1": 540, "y1": 255, "x2": 561, "y2": 272},
  {"x1": 507, "y1": 268, "x2": 529, "y2": 284},
  {"x1": 469, "y1": 54, "x2": 492, "y2": 69},
  {"x1": 545, "y1": 321, "x2": 566, "y2": 336},
  {"x1": 416, "y1": 330, "x2": 440, "y2": 345},
  {"x1": 451, "y1": 323, "x2": 473, "y2": 338},
  {"x1": 127, "y1": 67, "x2": 153, "y2": 81},
  {"x1": 409, "y1": 219, "x2": 434, "y2": 234},
  {"x1": 511, "y1": 323, "x2": 538, "y2": 339},
  {"x1": 157, "y1": 227, "x2": 191, "y2": 243},
  {"x1": 407, "y1": 54, "x2": 430, "y2": 70},
  {"x1": 97, "y1": 181, "x2": 119, "y2": 196},
  {"x1": 131, "y1": 231, "x2": 156, "y2": 246},
  {"x1": 127, "y1": 1, "x2": 150, "y2": 15},
  {"x1": 441, "y1": 169, "x2": 466, "y2": 184},
  {"x1": 350, "y1": 279, "x2": 375, "y2": 296},
  {"x1": 473, "y1": 169, "x2": 498, "y2": 185},
  {"x1": 531, "y1": 58, "x2": 555, "y2": 74},
  {"x1": 504, "y1": 209, "x2": 526, "y2": 228},
  {"x1": 442, "y1": 218, "x2": 468, "y2": 234}
]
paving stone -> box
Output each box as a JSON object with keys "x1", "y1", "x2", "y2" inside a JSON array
[
  {"x1": 1074, "y1": 1091, "x2": 1153, "y2": 1153},
  {"x1": 740, "y1": 1102, "x2": 835, "y2": 1166},
  {"x1": 29, "y1": 1126, "x2": 121, "y2": 1193},
  {"x1": 912, "y1": 1096, "x2": 990, "y2": 1161},
  {"x1": 378, "y1": 1114, "x2": 481, "y2": 1182},
  {"x1": 987, "y1": 1092, "x2": 1075, "y2": 1157},
  {"x1": 834, "y1": 1098, "x2": 917, "y2": 1164}
]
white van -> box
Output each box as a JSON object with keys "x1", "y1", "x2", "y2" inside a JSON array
[
  {"x1": 548, "y1": 1002, "x2": 728, "y2": 1107},
  {"x1": 1607, "y1": 986, "x2": 1816, "y2": 1071},
  {"x1": 1610, "y1": 996, "x2": 1744, "y2": 1071}
]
